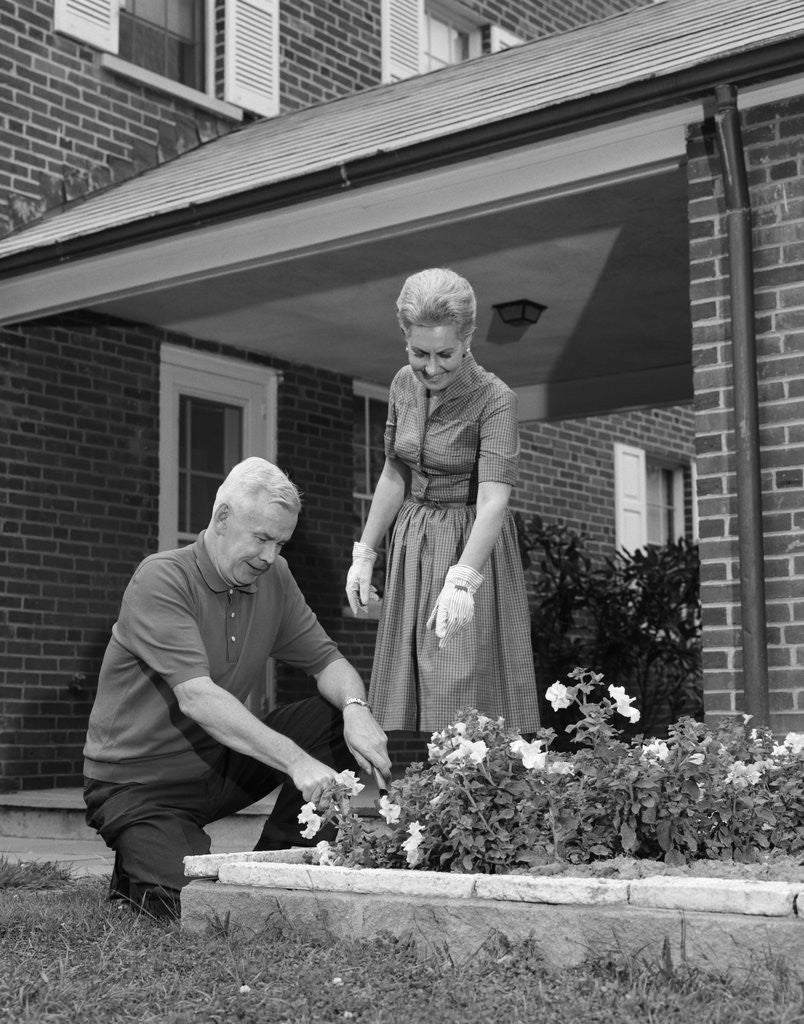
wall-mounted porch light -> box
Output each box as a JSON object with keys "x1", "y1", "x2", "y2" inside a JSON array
[{"x1": 492, "y1": 299, "x2": 547, "y2": 326}]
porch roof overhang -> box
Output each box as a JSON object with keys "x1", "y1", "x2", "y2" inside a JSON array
[{"x1": 2, "y1": 0, "x2": 803, "y2": 419}]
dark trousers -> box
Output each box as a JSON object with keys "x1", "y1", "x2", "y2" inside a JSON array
[{"x1": 84, "y1": 696, "x2": 355, "y2": 919}]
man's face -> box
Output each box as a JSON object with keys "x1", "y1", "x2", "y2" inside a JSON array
[{"x1": 213, "y1": 498, "x2": 298, "y2": 587}]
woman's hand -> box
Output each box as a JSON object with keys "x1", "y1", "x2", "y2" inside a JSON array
[
  {"x1": 426, "y1": 563, "x2": 484, "y2": 648},
  {"x1": 345, "y1": 541, "x2": 379, "y2": 615}
]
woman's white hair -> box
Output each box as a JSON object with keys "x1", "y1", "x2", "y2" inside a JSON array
[
  {"x1": 396, "y1": 267, "x2": 477, "y2": 344},
  {"x1": 212, "y1": 457, "x2": 302, "y2": 517}
]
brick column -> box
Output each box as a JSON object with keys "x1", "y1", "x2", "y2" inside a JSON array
[{"x1": 688, "y1": 94, "x2": 804, "y2": 734}]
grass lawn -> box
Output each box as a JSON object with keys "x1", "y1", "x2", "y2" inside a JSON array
[{"x1": 1, "y1": 858, "x2": 803, "y2": 1023}]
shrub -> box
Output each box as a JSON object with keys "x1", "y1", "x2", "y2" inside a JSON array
[
  {"x1": 308, "y1": 670, "x2": 804, "y2": 873},
  {"x1": 517, "y1": 515, "x2": 703, "y2": 736}
]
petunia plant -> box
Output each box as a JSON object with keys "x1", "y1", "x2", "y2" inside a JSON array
[{"x1": 303, "y1": 669, "x2": 804, "y2": 873}]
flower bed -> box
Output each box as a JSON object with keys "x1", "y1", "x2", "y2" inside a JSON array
[
  {"x1": 305, "y1": 670, "x2": 804, "y2": 874},
  {"x1": 183, "y1": 672, "x2": 803, "y2": 972}
]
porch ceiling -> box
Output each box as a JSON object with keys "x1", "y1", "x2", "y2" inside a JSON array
[{"x1": 92, "y1": 165, "x2": 692, "y2": 418}]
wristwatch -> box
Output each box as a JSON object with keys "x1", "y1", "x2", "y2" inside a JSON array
[{"x1": 342, "y1": 696, "x2": 370, "y2": 711}]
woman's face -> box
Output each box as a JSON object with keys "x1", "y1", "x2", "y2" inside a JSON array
[{"x1": 405, "y1": 324, "x2": 468, "y2": 392}]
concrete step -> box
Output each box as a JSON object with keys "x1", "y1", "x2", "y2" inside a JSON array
[
  {"x1": 0, "y1": 783, "x2": 383, "y2": 853},
  {"x1": 0, "y1": 788, "x2": 273, "y2": 850}
]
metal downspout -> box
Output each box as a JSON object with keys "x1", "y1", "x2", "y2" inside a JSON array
[{"x1": 713, "y1": 83, "x2": 770, "y2": 724}]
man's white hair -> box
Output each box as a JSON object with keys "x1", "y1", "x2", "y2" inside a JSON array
[{"x1": 212, "y1": 457, "x2": 302, "y2": 517}]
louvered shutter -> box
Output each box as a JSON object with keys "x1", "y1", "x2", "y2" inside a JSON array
[
  {"x1": 614, "y1": 443, "x2": 647, "y2": 553},
  {"x1": 53, "y1": 0, "x2": 118, "y2": 53},
  {"x1": 381, "y1": 0, "x2": 423, "y2": 83},
  {"x1": 224, "y1": 0, "x2": 279, "y2": 118}
]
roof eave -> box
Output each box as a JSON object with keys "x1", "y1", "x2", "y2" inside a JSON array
[{"x1": 1, "y1": 35, "x2": 802, "y2": 280}]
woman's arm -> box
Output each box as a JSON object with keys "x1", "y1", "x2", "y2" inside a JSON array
[
  {"x1": 359, "y1": 457, "x2": 410, "y2": 550},
  {"x1": 458, "y1": 480, "x2": 511, "y2": 571}
]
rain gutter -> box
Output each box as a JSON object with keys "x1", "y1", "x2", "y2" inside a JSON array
[
  {"x1": 0, "y1": 36, "x2": 802, "y2": 278},
  {"x1": 713, "y1": 83, "x2": 770, "y2": 725}
]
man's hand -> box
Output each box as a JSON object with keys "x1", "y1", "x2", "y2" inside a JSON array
[
  {"x1": 285, "y1": 751, "x2": 343, "y2": 806},
  {"x1": 342, "y1": 705, "x2": 391, "y2": 783}
]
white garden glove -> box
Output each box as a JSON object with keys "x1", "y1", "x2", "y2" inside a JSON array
[
  {"x1": 426, "y1": 564, "x2": 484, "y2": 648},
  {"x1": 346, "y1": 541, "x2": 379, "y2": 616}
]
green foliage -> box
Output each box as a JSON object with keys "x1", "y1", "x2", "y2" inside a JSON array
[
  {"x1": 516, "y1": 515, "x2": 703, "y2": 735},
  {"x1": 315, "y1": 671, "x2": 804, "y2": 873}
]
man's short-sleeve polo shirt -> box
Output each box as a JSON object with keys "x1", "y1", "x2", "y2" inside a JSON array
[{"x1": 83, "y1": 533, "x2": 342, "y2": 783}]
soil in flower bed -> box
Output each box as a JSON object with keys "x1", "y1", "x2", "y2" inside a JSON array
[{"x1": 517, "y1": 854, "x2": 804, "y2": 883}]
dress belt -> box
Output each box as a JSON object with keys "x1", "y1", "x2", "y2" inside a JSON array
[{"x1": 409, "y1": 497, "x2": 475, "y2": 509}]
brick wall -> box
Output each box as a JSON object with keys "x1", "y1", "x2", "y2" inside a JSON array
[
  {"x1": 514, "y1": 405, "x2": 696, "y2": 564},
  {"x1": 470, "y1": 0, "x2": 654, "y2": 40},
  {"x1": 1, "y1": 315, "x2": 161, "y2": 789},
  {"x1": 688, "y1": 93, "x2": 804, "y2": 734}
]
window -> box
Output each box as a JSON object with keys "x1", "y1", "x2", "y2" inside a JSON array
[
  {"x1": 159, "y1": 344, "x2": 278, "y2": 549},
  {"x1": 382, "y1": 0, "x2": 517, "y2": 82},
  {"x1": 353, "y1": 381, "x2": 391, "y2": 611},
  {"x1": 177, "y1": 394, "x2": 243, "y2": 542},
  {"x1": 53, "y1": 0, "x2": 279, "y2": 117},
  {"x1": 422, "y1": 3, "x2": 480, "y2": 72},
  {"x1": 614, "y1": 443, "x2": 691, "y2": 553},
  {"x1": 119, "y1": 0, "x2": 205, "y2": 92}
]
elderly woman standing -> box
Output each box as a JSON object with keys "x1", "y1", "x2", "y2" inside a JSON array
[{"x1": 346, "y1": 267, "x2": 539, "y2": 735}]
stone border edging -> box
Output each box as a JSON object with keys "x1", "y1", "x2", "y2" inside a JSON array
[{"x1": 185, "y1": 851, "x2": 800, "y2": 918}]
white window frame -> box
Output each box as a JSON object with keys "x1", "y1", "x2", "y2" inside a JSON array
[
  {"x1": 349, "y1": 380, "x2": 390, "y2": 619},
  {"x1": 159, "y1": 344, "x2": 278, "y2": 551},
  {"x1": 54, "y1": 0, "x2": 278, "y2": 119},
  {"x1": 422, "y1": 0, "x2": 483, "y2": 71},
  {"x1": 489, "y1": 25, "x2": 524, "y2": 52},
  {"x1": 614, "y1": 442, "x2": 689, "y2": 553}
]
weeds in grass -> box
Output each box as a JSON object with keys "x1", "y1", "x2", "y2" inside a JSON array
[
  {"x1": 0, "y1": 854, "x2": 74, "y2": 890},
  {"x1": 1, "y1": 867, "x2": 803, "y2": 1023}
]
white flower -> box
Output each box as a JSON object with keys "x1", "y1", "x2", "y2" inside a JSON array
[
  {"x1": 641, "y1": 739, "x2": 670, "y2": 762},
  {"x1": 452, "y1": 721, "x2": 467, "y2": 736},
  {"x1": 401, "y1": 821, "x2": 424, "y2": 866},
  {"x1": 724, "y1": 760, "x2": 763, "y2": 789},
  {"x1": 772, "y1": 743, "x2": 790, "y2": 757},
  {"x1": 378, "y1": 795, "x2": 401, "y2": 824},
  {"x1": 607, "y1": 685, "x2": 641, "y2": 723},
  {"x1": 687, "y1": 752, "x2": 705, "y2": 765},
  {"x1": 509, "y1": 737, "x2": 547, "y2": 771},
  {"x1": 316, "y1": 840, "x2": 337, "y2": 866},
  {"x1": 546, "y1": 759, "x2": 575, "y2": 776},
  {"x1": 476, "y1": 715, "x2": 491, "y2": 729},
  {"x1": 784, "y1": 732, "x2": 804, "y2": 754},
  {"x1": 742, "y1": 714, "x2": 753, "y2": 725},
  {"x1": 239, "y1": 985, "x2": 251, "y2": 994},
  {"x1": 334, "y1": 769, "x2": 365, "y2": 797},
  {"x1": 545, "y1": 681, "x2": 572, "y2": 711},
  {"x1": 444, "y1": 738, "x2": 488, "y2": 765},
  {"x1": 331, "y1": 977, "x2": 344, "y2": 987},
  {"x1": 297, "y1": 801, "x2": 322, "y2": 839}
]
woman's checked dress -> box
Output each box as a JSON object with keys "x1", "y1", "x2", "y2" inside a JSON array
[{"x1": 368, "y1": 354, "x2": 540, "y2": 734}]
